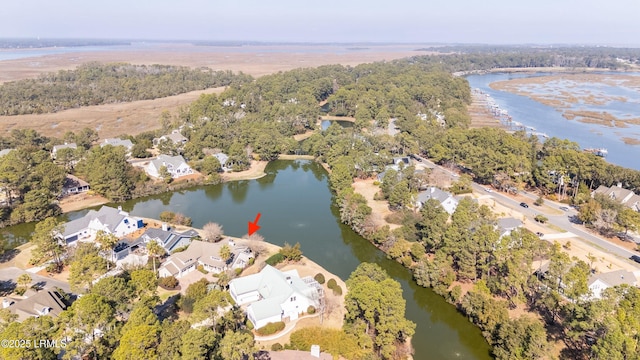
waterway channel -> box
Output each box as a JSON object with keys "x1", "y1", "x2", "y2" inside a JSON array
[{"x1": 1, "y1": 160, "x2": 492, "y2": 359}]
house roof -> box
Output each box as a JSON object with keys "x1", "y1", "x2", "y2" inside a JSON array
[
  {"x1": 62, "y1": 206, "x2": 128, "y2": 237},
  {"x1": 416, "y1": 187, "x2": 453, "y2": 205},
  {"x1": 140, "y1": 227, "x2": 198, "y2": 251},
  {"x1": 7, "y1": 290, "x2": 67, "y2": 322},
  {"x1": 497, "y1": 218, "x2": 523, "y2": 231},
  {"x1": 0, "y1": 148, "x2": 14, "y2": 157},
  {"x1": 150, "y1": 154, "x2": 188, "y2": 170},
  {"x1": 588, "y1": 270, "x2": 638, "y2": 287},
  {"x1": 101, "y1": 138, "x2": 133, "y2": 149},
  {"x1": 159, "y1": 239, "x2": 250, "y2": 276},
  {"x1": 213, "y1": 153, "x2": 229, "y2": 166},
  {"x1": 52, "y1": 143, "x2": 77, "y2": 152},
  {"x1": 62, "y1": 174, "x2": 89, "y2": 190}
]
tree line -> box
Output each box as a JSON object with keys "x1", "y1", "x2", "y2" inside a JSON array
[{"x1": 0, "y1": 62, "x2": 253, "y2": 115}]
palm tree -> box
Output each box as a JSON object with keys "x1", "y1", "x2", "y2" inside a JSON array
[
  {"x1": 95, "y1": 231, "x2": 119, "y2": 270},
  {"x1": 146, "y1": 240, "x2": 164, "y2": 276}
]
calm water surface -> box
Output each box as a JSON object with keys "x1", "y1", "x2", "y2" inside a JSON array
[
  {"x1": 466, "y1": 72, "x2": 640, "y2": 170},
  {"x1": 1, "y1": 160, "x2": 492, "y2": 359}
]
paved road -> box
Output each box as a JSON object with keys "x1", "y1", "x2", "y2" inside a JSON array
[
  {"x1": 0, "y1": 267, "x2": 71, "y2": 293},
  {"x1": 411, "y1": 154, "x2": 640, "y2": 268}
]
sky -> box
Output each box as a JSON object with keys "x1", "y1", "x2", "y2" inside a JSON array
[{"x1": 1, "y1": 0, "x2": 639, "y2": 45}]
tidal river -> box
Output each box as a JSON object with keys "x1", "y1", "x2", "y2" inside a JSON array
[
  {"x1": 466, "y1": 72, "x2": 640, "y2": 171},
  {"x1": 2, "y1": 160, "x2": 491, "y2": 359}
]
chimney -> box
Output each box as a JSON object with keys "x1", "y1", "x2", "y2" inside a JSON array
[
  {"x1": 162, "y1": 223, "x2": 168, "y2": 231},
  {"x1": 310, "y1": 345, "x2": 321, "y2": 358},
  {"x1": 2, "y1": 298, "x2": 13, "y2": 308},
  {"x1": 617, "y1": 182, "x2": 623, "y2": 188}
]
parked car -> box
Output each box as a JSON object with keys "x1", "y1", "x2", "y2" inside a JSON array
[
  {"x1": 484, "y1": 188, "x2": 493, "y2": 193},
  {"x1": 536, "y1": 232, "x2": 544, "y2": 237},
  {"x1": 559, "y1": 206, "x2": 569, "y2": 211},
  {"x1": 519, "y1": 202, "x2": 529, "y2": 208},
  {"x1": 630, "y1": 255, "x2": 640, "y2": 264}
]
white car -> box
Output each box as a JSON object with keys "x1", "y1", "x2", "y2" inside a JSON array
[{"x1": 484, "y1": 188, "x2": 493, "y2": 192}]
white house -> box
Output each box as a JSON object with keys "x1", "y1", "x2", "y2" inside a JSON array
[
  {"x1": 158, "y1": 239, "x2": 253, "y2": 278},
  {"x1": 145, "y1": 154, "x2": 194, "y2": 179},
  {"x1": 415, "y1": 187, "x2": 459, "y2": 214},
  {"x1": 229, "y1": 265, "x2": 323, "y2": 329},
  {"x1": 61, "y1": 206, "x2": 143, "y2": 244},
  {"x1": 496, "y1": 217, "x2": 523, "y2": 238},
  {"x1": 51, "y1": 143, "x2": 77, "y2": 159},
  {"x1": 212, "y1": 153, "x2": 230, "y2": 172},
  {"x1": 592, "y1": 184, "x2": 640, "y2": 212},
  {"x1": 113, "y1": 225, "x2": 199, "y2": 261},
  {"x1": 587, "y1": 270, "x2": 639, "y2": 300},
  {"x1": 100, "y1": 138, "x2": 134, "y2": 151}
]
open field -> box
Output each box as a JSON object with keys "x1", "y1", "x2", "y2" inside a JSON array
[{"x1": 0, "y1": 44, "x2": 421, "y2": 138}]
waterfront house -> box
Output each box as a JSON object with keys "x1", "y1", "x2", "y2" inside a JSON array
[
  {"x1": 415, "y1": 187, "x2": 459, "y2": 214},
  {"x1": 113, "y1": 224, "x2": 199, "y2": 260},
  {"x1": 61, "y1": 206, "x2": 143, "y2": 244},
  {"x1": 158, "y1": 239, "x2": 253, "y2": 278},
  {"x1": 213, "y1": 153, "x2": 230, "y2": 171},
  {"x1": 3, "y1": 290, "x2": 68, "y2": 322},
  {"x1": 61, "y1": 174, "x2": 90, "y2": 197},
  {"x1": 145, "y1": 154, "x2": 194, "y2": 179},
  {"x1": 228, "y1": 265, "x2": 323, "y2": 329}
]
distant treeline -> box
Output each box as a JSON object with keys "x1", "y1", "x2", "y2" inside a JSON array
[
  {"x1": 0, "y1": 38, "x2": 130, "y2": 49},
  {"x1": 0, "y1": 62, "x2": 253, "y2": 115},
  {"x1": 412, "y1": 45, "x2": 640, "y2": 70}
]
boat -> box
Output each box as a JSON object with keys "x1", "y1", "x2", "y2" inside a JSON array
[{"x1": 584, "y1": 148, "x2": 608, "y2": 157}]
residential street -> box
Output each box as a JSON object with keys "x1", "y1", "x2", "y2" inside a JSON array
[{"x1": 412, "y1": 154, "x2": 640, "y2": 269}]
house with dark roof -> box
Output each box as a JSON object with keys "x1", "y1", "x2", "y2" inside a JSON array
[
  {"x1": 588, "y1": 270, "x2": 639, "y2": 299},
  {"x1": 415, "y1": 187, "x2": 459, "y2": 214},
  {"x1": 3, "y1": 290, "x2": 68, "y2": 321},
  {"x1": 158, "y1": 239, "x2": 253, "y2": 278},
  {"x1": 114, "y1": 225, "x2": 199, "y2": 260},
  {"x1": 61, "y1": 206, "x2": 143, "y2": 244},
  {"x1": 229, "y1": 265, "x2": 323, "y2": 328},
  {"x1": 145, "y1": 154, "x2": 194, "y2": 179},
  {"x1": 61, "y1": 174, "x2": 90, "y2": 197}
]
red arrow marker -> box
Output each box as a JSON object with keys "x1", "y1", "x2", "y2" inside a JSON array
[{"x1": 248, "y1": 213, "x2": 262, "y2": 236}]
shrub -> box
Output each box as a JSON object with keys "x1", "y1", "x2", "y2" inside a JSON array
[
  {"x1": 327, "y1": 278, "x2": 337, "y2": 290},
  {"x1": 279, "y1": 242, "x2": 303, "y2": 262},
  {"x1": 534, "y1": 214, "x2": 548, "y2": 223},
  {"x1": 534, "y1": 196, "x2": 545, "y2": 206},
  {"x1": 271, "y1": 343, "x2": 283, "y2": 351},
  {"x1": 314, "y1": 273, "x2": 325, "y2": 284},
  {"x1": 45, "y1": 263, "x2": 59, "y2": 274},
  {"x1": 246, "y1": 320, "x2": 254, "y2": 330},
  {"x1": 248, "y1": 257, "x2": 255, "y2": 266},
  {"x1": 14, "y1": 287, "x2": 26, "y2": 296},
  {"x1": 159, "y1": 276, "x2": 179, "y2": 289},
  {"x1": 265, "y1": 253, "x2": 285, "y2": 266},
  {"x1": 332, "y1": 285, "x2": 342, "y2": 296},
  {"x1": 197, "y1": 264, "x2": 208, "y2": 274},
  {"x1": 256, "y1": 321, "x2": 285, "y2": 336},
  {"x1": 234, "y1": 268, "x2": 243, "y2": 276},
  {"x1": 307, "y1": 305, "x2": 316, "y2": 314},
  {"x1": 171, "y1": 245, "x2": 189, "y2": 253}
]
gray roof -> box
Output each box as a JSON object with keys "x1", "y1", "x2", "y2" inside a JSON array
[
  {"x1": 159, "y1": 239, "x2": 252, "y2": 276},
  {"x1": 7, "y1": 290, "x2": 67, "y2": 322},
  {"x1": 101, "y1": 138, "x2": 133, "y2": 149},
  {"x1": 63, "y1": 174, "x2": 89, "y2": 190},
  {"x1": 62, "y1": 206, "x2": 127, "y2": 237},
  {"x1": 416, "y1": 187, "x2": 452, "y2": 205},
  {"x1": 589, "y1": 270, "x2": 638, "y2": 287},
  {"x1": 150, "y1": 154, "x2": 188, "y2": 170},
  {"x1": 140, "y1": 227, "x2": 198, "y2": 251},
  {"x1": 52, "y1": 143, "x2": 77, "y2": 152},
  {"x1": 497, "y1": 217, "x2": 523, "y2": 231},
  {"x1": 213, "y1": 153, "x2": 229, "y2": 167}
]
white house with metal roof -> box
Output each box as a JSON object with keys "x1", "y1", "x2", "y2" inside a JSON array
[
  {"x1": 145, "y1": 154, "x2": 194, "y2": 179},
  {"x1": 229, "y1": 265, "x2": 323, "y2": 329},
  {"x1": 61, "y1": 206, "x2": 143, "y2": 244},
  {"x1": 153, "y1": 130, "x2": 188, "y2": 146}
]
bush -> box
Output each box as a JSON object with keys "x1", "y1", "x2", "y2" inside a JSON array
[
  {"x1": 45, "y1": 263, "x2": 59, "y2": 274},
  {"x1": 246, "y1": 320, "x2": 254, "y2": 330},
  {"x1": 307, "y1": 306, "x2": 316, "y2": 314},
  {"x1": 314, "y1": 273, "x2": 325, "y2": 284},
  {"x1": 14, "y1": 287, "x2": 26, "y2": 296},
  {"x1": 534, "y1": 196, "x2": 545, "y2": 206},
  {"x1": 159, "y1": 276, "x2": 179, "y2": 289},
  {"x1": 234, "y1": 268, "x2": 243, "y2": 276},
  {"x1": 171, "y1": 245, "x2": 189, "y2": 254},
  {"x1": 256, "y1": 321, "x2": 285, "y2": 336},
  {"x1": 197, "y1": 264, "x2": 208, "y2": 274},
  {"x1": 534, "y1": 214, "x2": 548, "y2": 223},
  {"x1": 265, "y1": 253, "x2": 285, "y2": 266},
  {"x1": 327, "y1": 278, "x2": 337, "y2": 290},
  {"x1": 332, "y1": 285, "x2": 342, "y2": 296},
  {"x1": 271, "y1": 343, "x2": 283, "y2": 351}
]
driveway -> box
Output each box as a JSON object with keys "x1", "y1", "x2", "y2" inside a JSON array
[{"x1": 0, "y1": 267, "x2": 71, "y2": 295}]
